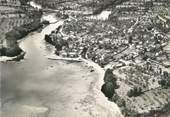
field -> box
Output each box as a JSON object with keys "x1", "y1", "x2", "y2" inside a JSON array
[
  {"x1": 0, "y1": 17, "x2": 34, "y2": 46},
  {"x1": 0, "y1": 4, "x2": 41, "y2": 49}
]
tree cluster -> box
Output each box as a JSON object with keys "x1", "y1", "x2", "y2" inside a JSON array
[
  {"x1": 101, "y1": 68, "x2": 119, "y2": 98},
  {"x1": 158, "y1": 71, "x2": 170, "y2": 88},
  {"x1": 127, "y1": 86, "x2": 142, "y2": 97}
]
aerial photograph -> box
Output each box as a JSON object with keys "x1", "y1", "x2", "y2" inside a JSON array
[{"x1": 0, "y1": 0, "x2": 170, "y2": 117}]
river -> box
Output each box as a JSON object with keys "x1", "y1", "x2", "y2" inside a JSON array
[
  {"x1": 0, "y1": 11, "x2": 123, "y2": 117},
  {"x1": 1, "y1": 1, "x2": 170, "y2": 116}
]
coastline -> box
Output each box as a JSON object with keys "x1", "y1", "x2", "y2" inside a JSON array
[
  {"x1": 44, "y1": 16, "x2": 170, "y2": 117},
  {"x1": 1, "y1": 17, "x2": 124, "y2": 116},
  {"x1": 83, "y1": 58, "x2": 123, "y2": 117},
  {"x1": 0, "y1": 17, "x2": 49, "y2": 61},
  {"x1": 1, "y1": 2, "x2": 169, "y2": 116},
  {"x1": 47, "y1": 55, "x2": 124, "y2": 117}
]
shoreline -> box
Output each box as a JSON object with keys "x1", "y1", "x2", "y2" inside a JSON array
[
  {"x1": 83, "y1": 58, "x2": 123, "y2": 117},
  {"x1": 0, "y1": 18, "x2": 51, "y2": 62},
  {"x1": 1, "y1": 16, "x2": 124, "y2": 116},
  {"x1": 47, "y1": 54, "x2": 124, "y2": 117},
  {"x1": 47, "y1": 55, "x2": 169, "y2": 117},
  {"x1": 44, "y1": 16, "x2": 170, "y2": 117},
  {"x1": 1, "y1": 4, "x2": 169, "y2": 116},
  {"x1": 0, "y1": 19, "x2": 43, "y2": 57}
]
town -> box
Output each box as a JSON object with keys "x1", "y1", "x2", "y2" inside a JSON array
[
  {"x1": 0, "y1": 0, "x2": 170, "y2": 117},
  {"x1": 44, "y1": 0, "x2": 170, "y2": 116}
]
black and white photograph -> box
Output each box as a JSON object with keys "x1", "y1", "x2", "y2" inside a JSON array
[{"x1": 0, "y1": 0, "x2": 170, "y2": 117}]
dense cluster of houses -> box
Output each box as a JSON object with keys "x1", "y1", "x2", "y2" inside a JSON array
[
  {"x1": 45, "y1": 13, "x2": 169, "y2": 69},
  {"x1": 109, "y1": 0, "x2": 170, "y2": 22},
  {"x1": 43, "y1": 2, "x2": 170, "y2": 115}
]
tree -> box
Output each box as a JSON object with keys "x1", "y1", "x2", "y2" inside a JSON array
[
  {"x1": 19, "y1": 0, "x2": 30, "y2": 5},
  {"x1": 93, "y1": 0, "x2": 130, "y2": 15},
  {"x1": 104, "y1": 68, "x2": 116, "y2": 83},
  {"x1": 127, "y1": 86, "x2": 142, "y2": 97},
  {"x1": 158, "y1": 72, "x2": 170, "y2": 88},
  {"x1": 101, "y1": 82, "x2": 115, "y2": 98},
  {"x1": 163, "y1": 71, "x2": 169, "y2": 79}
]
